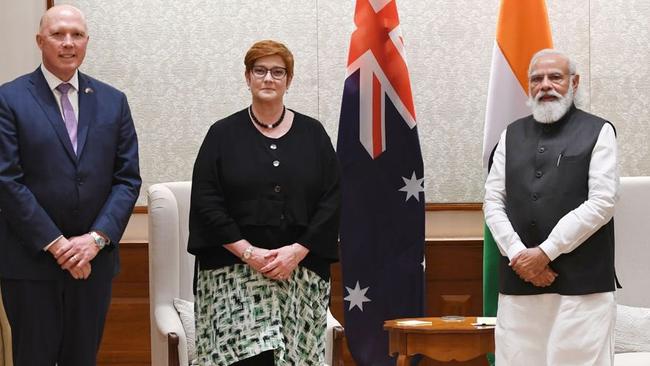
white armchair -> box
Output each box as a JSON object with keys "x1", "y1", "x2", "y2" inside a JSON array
[
  {"x1": 148, "y1": 182, "x2": 194, "y2": 366},
  {"x1": 613, "y1": 177, "x2": 650, "y2": 365},
  {"x1": 147, "y1": 182, "x2": 342, "y2": 366}
]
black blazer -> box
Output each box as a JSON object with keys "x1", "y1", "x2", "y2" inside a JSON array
[{"x1": 188, "y1": 108, "x2": 340, "y2": 280}]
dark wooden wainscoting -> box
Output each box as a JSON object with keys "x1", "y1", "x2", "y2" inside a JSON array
[
  {"x1": 99, "y1": 239, "x2": 484, "y2": 366},
  {"x1": 330, "y1": 238, "x2": 487, "y2": 366},
  {"x1": 98, "y1": 241, "x2": 151, "y2": 366},
  {"x1": 95, "y1": 205, "x2": 484, "y2": 365}
]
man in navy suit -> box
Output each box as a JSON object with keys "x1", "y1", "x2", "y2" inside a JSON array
[{"x1": 0, "y1": 4, "x2": 141, "y2": 365}]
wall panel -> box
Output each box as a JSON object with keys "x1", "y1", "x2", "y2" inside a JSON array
[{"x1": 37, "y1": 0, "x2": 650, "y2": 204}]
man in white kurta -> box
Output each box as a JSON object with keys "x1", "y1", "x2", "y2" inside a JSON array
[{"x1": 484, "y1": 49, "x2": 618, "y2": 366}]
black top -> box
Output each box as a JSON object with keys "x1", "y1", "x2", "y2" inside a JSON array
[
  {"x1": 188, "y1": 108, "x2": 341, "y2": 280},
  {"x1": 502, "y1": 106, "x2": 616, "y2": 295}
]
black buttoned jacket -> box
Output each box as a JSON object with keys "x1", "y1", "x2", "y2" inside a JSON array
[{"x1": 188, "y1": 108, "x2": 341, "y2": 281}]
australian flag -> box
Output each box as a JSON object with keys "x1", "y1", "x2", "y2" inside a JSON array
[{"x1": 337, "y1": 1, "x2": 425, "y2": 365}]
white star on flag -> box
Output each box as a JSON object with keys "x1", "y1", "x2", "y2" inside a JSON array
[
  {"x1": 398, "y1": 171, "x2": 424, "y2": 201},
  {"x1": 344, "y1": 281, "x2": 372, "y2": 311}
]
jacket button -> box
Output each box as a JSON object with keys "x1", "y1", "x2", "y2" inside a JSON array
[
  {"x1": 270, "y1": 144, "x2": 277, "y2": 150},
  {"x1": 538, "y1": 146, "x2": 546, "y2": 153},
  {"x1": 273, "y1": 160, "x2": 280, "y2": 167},
  {"x1": 280, "y1": 214, "x2": 285, "y2": 220},
  {"x1": 535, "y1": 171, "x2": 543, "y2": 178},
  {"x1": 274, "y1": 185, "x2": 281, "y2": 193},
  {"x1": 532, "y1": 193, "x2": 539, "y2": 201},
  {"x1": 531, "y1": 220, "x2": 537, "y2": 227}
]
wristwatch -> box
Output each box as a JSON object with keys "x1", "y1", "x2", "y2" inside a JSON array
[
  {"x1": 241, "y1": 246, "x2": 254, "y2": 261},
  {"x1": 90, "y1": 231, "x2": 109, "y2": 250}
]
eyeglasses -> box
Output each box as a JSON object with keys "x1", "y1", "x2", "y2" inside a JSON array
[
  {"x1": 251, "y1": 66, "x2": 287, "y2": 80},
  {"x1": 529, "y1": 73, "x2": 573, "y2": 87}
]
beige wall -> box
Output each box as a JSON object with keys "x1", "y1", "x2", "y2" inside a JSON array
[
  {"x1": 0, "y1": 0, "x2": 43, "y2": 83},
  {"x1": 5, "y1": 1, "x2": 650, "y2": 204}
]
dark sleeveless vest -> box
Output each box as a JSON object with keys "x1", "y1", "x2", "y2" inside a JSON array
[{"x1": 501, "y1": 105, "x2": 616, "y2": 295}]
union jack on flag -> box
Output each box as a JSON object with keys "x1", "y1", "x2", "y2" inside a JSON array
[
  {"x1": 346, "y1": 0, "x2": 417, "y2": 159},
  {"x1": 337, "y1": 0, "x2": 425, "y2": 365}
]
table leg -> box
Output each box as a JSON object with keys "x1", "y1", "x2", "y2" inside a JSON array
[{"x1": 396, "y1": 354, "x2": 411, "y2": 366}]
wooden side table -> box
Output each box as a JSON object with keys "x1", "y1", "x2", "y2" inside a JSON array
[{"x1": 384, "y1": 317, "x2": 494, "y2": 365}]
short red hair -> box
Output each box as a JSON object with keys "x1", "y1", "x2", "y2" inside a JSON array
[{"x1": 244, "y1": 40, "x2": 294, "y2": 79}]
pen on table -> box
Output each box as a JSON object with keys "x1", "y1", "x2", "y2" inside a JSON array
[{"x1": 556, "y1": 153, "x2": 563, "y2": 167}]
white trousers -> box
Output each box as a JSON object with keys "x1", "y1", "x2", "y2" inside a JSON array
[{"x1": 496, "y1": 292, "x2": 615, "y2": 366}]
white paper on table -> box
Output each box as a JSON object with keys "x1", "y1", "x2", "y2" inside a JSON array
[
  {"x1": 472, "y1": 317, "x2": 497, "y2": 326},
  {"x1": 395, "y1": 319, "x2": 432, "y2": 326}
]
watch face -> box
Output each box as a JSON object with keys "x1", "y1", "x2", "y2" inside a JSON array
[
  {"x1": 91, "y1": 232, "x2": 106, "y2": 248},
  {"x1": 243, "y1": 247, "x2": 253, "y2": 259}
]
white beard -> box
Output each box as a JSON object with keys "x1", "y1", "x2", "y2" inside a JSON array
[{"x1": 527, "y1": 82, "x2": 575, "y2": 124}]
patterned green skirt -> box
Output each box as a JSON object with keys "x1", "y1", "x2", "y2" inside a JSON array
[{"x1": 195, "y1": 264, "x2": 330, "y2": 366}]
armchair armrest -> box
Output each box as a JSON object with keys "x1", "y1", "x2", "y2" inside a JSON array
[
  {"x1": 615, "y1": 352, "x2": 650, "y2": 365},
  {"x1": 332, "y1": 325, "x2": 345, "y2": 366},
  {"x1": 153, "y1": 305, "x2": 189, "y2": 366},
  {"x1": 168, "y1": 333, "x2": 180, "y2": 366},
  {"x1": 326, "y1": 308, "x2": 342, "y2": 366}
]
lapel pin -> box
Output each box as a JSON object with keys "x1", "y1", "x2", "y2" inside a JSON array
[{"x1": 84, "y1": 87, "x2": 94, "y2": 94}]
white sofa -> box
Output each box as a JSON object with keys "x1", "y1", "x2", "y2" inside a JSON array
[
  {"x1": 614, "y1": 177, "x2": 650, "y2": 364},
  {"x1": 147, "y1": 181, "x2": 341, "y2": 366}
]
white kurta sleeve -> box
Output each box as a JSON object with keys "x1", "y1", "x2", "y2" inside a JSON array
[
  {"x1": 484, "y1": 130, "x2": 527, "y2": 260},
  {"x1": 538, "y1": 123, "x2": 619, "y2": 260}
]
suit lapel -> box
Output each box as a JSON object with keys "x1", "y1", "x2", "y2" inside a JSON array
[
  {"x1": 76, "y1": 72, "x2": 95, "y2": 157},
  {"x1": 27, "y1": 69, "x2": 77, "y2": 163}
]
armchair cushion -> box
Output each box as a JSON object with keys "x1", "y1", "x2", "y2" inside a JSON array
[
  {"x1": 173, "y1": 298, "x2": 197, "y2": 364},
  {"x1": 615, "y1": 304, "x2": 650, "y2": 353}
]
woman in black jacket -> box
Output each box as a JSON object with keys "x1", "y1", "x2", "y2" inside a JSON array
[{"x1": 188, "y1": 39, "x2": 340, "y2": 366}]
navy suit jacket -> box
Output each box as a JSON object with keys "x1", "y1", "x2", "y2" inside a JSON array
[{"x1": 0, "y1": 68, "x2": 141, "y2": 280}]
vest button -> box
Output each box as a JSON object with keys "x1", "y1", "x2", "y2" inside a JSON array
[
  {"x1": 532, "y1": 193, "x2": 539, "y2": 201},
  {"x1": 538, "y1": 146, "x2": 546, "y2": 153},
  {"x1": 274, "y1": 185, "x2": 281, "y2": 193},
  {"x1": 531, "y1": 220, "x2": 537, "y2": 227},
  {"x1": 535, "y1": 171, "x2": 543, "y2": 178}
]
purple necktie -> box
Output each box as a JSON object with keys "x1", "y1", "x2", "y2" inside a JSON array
[{"x1": 56, "y1": 83, "x2": 78, "y2": 154}]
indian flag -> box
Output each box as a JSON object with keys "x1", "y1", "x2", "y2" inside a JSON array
[{"x1": 482, "y1": 0, "x2": 553, "y2": 364}]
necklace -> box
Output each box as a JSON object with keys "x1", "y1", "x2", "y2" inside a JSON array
[{"x1": 249, "y1": 105, "x2": 286, "y2": 129}]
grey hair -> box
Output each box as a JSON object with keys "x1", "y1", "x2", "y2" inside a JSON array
[{"x1": 528, "y1": 49, "x2": 577, "y2": 76}]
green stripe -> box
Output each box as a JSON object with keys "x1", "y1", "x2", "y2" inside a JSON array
[
  {"x1": 483, "y1": 224, "x2": 500, "y2": 366},
  {"x1": 483, "y1": 224, "x2": 500, "y2": 316}
]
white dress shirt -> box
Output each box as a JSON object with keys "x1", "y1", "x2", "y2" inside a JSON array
[
  {"x1": 40, "y1": 64, "x2": 80, "y2": 122},
  {"x1": 40, "y1": 64, "x2": 80, "y2": 251},
  {"x1": 484, "y1": 122, "x2": 619, "y2": 261}
]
